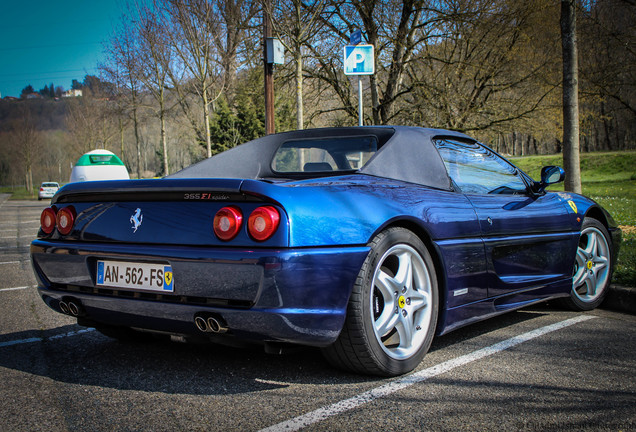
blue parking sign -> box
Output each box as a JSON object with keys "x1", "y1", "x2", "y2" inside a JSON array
[{"x1": 344, "y1": 45, "x2": 375, "y2": 75}]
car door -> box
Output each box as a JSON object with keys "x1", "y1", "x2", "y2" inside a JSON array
[{"x1": 434, "y1": 138, "x2": 576, "y2": 299}]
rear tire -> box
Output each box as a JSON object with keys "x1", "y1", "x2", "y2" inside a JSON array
[
  {"x1": 322, "y1": 227, "x2": 438, "y2": 376},
  {"x1": 561, "y1": 218, "x2": 612, "y2": 311}
]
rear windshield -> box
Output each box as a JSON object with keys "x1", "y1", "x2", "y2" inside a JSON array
[
  {"x1": 41, "y1": 183, "x2": 59, "y2": 187},
  {"x1": 271, "y1": 136, "x2": 378, "y2": 174}
]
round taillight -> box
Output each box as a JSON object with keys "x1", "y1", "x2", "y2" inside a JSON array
[
  {"x1": 213, "y1": 206, "x2": 243, "y2": 241},
  {"x1": 40, "y1": 207, "x2": 57, "y2": 234},
  {"x1": 248, "y1": 206, "x2": 280, "y2": 242},
  {"x1": 56, "y1": 207, "x2": 75, "y2": 236}
]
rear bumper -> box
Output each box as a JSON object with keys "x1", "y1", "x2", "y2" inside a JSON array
[{"x1": 31, "y1": 240, "x2": 369, "y2": 346}]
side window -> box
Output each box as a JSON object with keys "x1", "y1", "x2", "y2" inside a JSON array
[{"x1": 434, "y1": 139, "x2": 528, "y2": 195}]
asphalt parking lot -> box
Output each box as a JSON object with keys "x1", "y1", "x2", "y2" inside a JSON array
[{"x1": 1, "y1": 196, "x2": 635, "y2": 431}]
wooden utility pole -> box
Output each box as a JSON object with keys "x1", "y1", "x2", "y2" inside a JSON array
[
  {"x1": 263, "y1": 0, "x2": 275, "y2": 135},
  {"x1": 561, "y1": 0, "x2": 582, "y2": 193}
]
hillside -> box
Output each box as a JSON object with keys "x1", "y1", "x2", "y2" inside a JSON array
[{"x1": 0, "y1": 98, "x2": 69, "y2": 132}]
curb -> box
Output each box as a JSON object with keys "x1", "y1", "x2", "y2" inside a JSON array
[{"x1": 602, "y1": 285, "x2": 636, "y2": 315}]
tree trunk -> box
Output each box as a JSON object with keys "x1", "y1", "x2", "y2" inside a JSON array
[
  {"x1": 263, "y1": 0, "x2": 275, "y2": 135},
  {"x1": 133, "y1": 105, "x2": 141, "y2": 179},
  {"x1": 119, "y1": 118, "x2": 125, "y2": 162},
  {"x1": 561, "y1": 0, "x2": 582, "y2": 194},
  {"x1": 203, "y1": 87, "x2": 212, "y2": 158},
  {"x1": 296, "y1": 46, "x2": 304, "y2": 130},
  {"x1": 161, "y1": 111, "x2": 169, "y2": 175},
  {"x1": 26, "y1": 166, "x2": 33, "y2": 195}
]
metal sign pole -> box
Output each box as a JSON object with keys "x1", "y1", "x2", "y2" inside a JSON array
[
  {"x1": 263, "y1": 0, "x2": 275, "y2": 135},
  {"x1": 358, "y1": 77, "x2": 363, "y2": 126},
  {"x1": 344, "y1": 42, "x2": 374, "y2": 127}
]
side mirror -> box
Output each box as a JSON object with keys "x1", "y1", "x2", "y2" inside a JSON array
[{"x1": 536, "y1": 166, "x2": 565, "y2": 193}]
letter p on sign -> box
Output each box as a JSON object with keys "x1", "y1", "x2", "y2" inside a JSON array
[{"x1": 344, "y1": 45, "x2": 375, "y2": 75}]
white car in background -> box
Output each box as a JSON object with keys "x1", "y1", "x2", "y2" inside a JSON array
[{"x1": 38, "y1": 182, "x2": 60, "y2": 200}]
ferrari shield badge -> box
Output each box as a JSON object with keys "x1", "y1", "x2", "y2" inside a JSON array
[
  {"x1": 567, "y1": 200, "x2": 578, "y2": 214},
  {"x1": 163, "y1": 267, "x2": 173, "y2": 291},
  {"x1": 130, "y1": 208, "x2": 143, "y2": 233}
]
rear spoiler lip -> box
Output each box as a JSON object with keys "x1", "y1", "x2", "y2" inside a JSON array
[{"x1": 52, "y1": 178, "x2": 249, "y2": 204}]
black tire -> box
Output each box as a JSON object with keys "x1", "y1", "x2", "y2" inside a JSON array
[
  {"x1": 561, "y1": 218, "x2": 613, "y2": 311},
  {"x1": 322, "y1": 227, "x2": 438, "y2": 376}
]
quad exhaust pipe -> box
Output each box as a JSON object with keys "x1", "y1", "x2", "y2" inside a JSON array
[
  {"x1": 194, "y1": 314, "x2": 228, "y2": 334},
  {"x1": 59, "y1": 298, "x2": 84, "y2": 317}
]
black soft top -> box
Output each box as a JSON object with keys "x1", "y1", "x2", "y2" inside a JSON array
[{"x1": 168, "y1": 126, "x2": 473, "y2": 191}]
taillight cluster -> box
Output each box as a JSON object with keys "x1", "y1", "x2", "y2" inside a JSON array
[
  {"x1": 213, "y1": 205, "x2": 280, "y2": 242},
  {"x1": 40, "y1": 206, "x2": 75, "y2": 236}
]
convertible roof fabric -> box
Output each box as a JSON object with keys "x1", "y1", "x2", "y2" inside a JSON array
[{"x1": 168, "y1": 126, "x2": 472, "y2": 190}]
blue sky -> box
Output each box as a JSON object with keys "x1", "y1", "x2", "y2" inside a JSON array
[{"x1": 0, "y1": 0, "x2": 128, "y2": 97}]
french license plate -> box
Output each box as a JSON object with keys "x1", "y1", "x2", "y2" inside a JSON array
[{"x1": 96, "y1": 260, "x2": 174, "y2": 292}]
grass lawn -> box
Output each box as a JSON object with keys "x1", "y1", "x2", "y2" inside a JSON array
[
  {"x1": 0, "y1": 186, "x2": 39, "y2": 200},
  {"x1": 512, "y1": 151, "x2": 636, "y2": 287}
]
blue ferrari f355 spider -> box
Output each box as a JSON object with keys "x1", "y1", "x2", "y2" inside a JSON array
[{"x1": 31, "y1": 126, "x2": 621, "y2": 376}]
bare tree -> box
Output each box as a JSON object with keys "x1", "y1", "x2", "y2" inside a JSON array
[
  {"x1": 214, "y1": 0, "x2": 259, "y2": 99},
  {"x1": 561, "y1": 0, "x2": 582, "y2": 193},
  {"x1": 163, "y1": 0, "x2": 226, "y2": 158},
  {"x1": 307, "y1": 0, "x2": 431, "y2": 125},
  {"x1": 271, "y1": 0, "x2": 328, "y2": 129},
  {"x1": 99, "y1": 63, "x2": 132, "y2": 164},
  {"x1": 65, "y1": 97, "x2": 118, "y2": 155},
  {"x1": 10, "y1": 105, "x2": 41, "y2": 194},
  {"x1": 404, "y1": 0, "x2": 561, "y2": 132},
  {"x1": 104, "y1": 18, "x2": 145, "y2": 178},
  {"x1": 578, "y1": 0, "x2": 636, "y2": 151},
  {"x1": 135, "y1": 2, "x2": 173, "y2": 175}
]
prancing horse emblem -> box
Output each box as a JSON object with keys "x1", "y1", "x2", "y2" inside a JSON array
[{"x1": 130, "y1": 208, "x2": 143, "y2": 233}]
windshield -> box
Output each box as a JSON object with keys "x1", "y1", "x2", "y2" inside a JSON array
[{"x1": 271, "y1": 136, "x2": 378, "y2": 174}]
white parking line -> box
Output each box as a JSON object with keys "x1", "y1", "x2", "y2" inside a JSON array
[
  {"x1": 0, "y1": 286, "x2": 34, "y2": 292},
  {"x1": 0, "y1": 261, "x2": 21, "y2": 265},
  {"x1": 0, "y1": 328, "x2": 95, "y2": 348},
  {"x1": 260, "y1": 315, "x2": 596, "y2": 432},
  {"x1": 0, "y1": 236, "x2": 36, "y2": 239}
]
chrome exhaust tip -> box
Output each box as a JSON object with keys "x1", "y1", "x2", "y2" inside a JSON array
[
  {"x1": 194, "y1": 316, "x2": 209, "y2": 332},
  {"x1": 194, "y1": 314, "x2": 228, "y2": 333},
  {"x1": 207, "y1": 316, "x2": 228, "y2": 334},
  {"x1": 59, "y1": 301, "x2": 70, "y2": 315},
  {"x1": 68, "y1": 301, "x2": 80, "y2": 317}
]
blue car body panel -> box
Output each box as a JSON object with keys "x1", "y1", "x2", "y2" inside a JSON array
[
  {"x1": 31, "y1": 126, "x2": 621, "y2": 348},
  {"x1": 32, "y1": 240, "x2": 369, "y2": 345}
]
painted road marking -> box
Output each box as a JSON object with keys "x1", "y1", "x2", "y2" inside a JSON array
[
  {"x1": 0, "y1": 236, "x2": 37, "y2": 239},
  {"x1": 0, "y1": 286, "x2": 33, "y2": 292},
  {"x1": 0, "y1": 329, "x2": 95, "y2": 348},
  {"x1": 260, "y1": 315, "x2": 596, "y2": 432}
]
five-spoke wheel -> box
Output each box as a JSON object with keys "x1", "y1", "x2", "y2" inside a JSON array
[
  {"x1": 564, "y1": 218, "x2": 613, "y2": 311},
  {"x1": 371, "y1": 244, "x2": 434, "y2": 361},
  {"x1": 323, "y1": 227, "x2": 438, "y2": 376}
]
